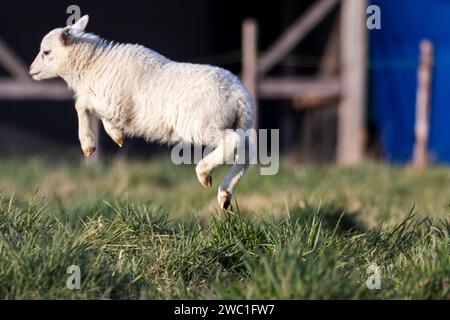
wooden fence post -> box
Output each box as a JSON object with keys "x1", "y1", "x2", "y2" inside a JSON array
[
  {"x1": 412, "y1": 40, "x2": 434, "y2": 168},
  {"x1": 337, "y1": 0, "x2": 368, "y2": 165},
  {"x1": 242, "y1": 19, "x2": 258, "y2": 128}
]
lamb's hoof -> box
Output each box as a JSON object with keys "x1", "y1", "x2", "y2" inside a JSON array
[
  {"x1": 197, "y1": 172, "x2": 212, "y2": 188},
  {"x1": 83, "y1": 147, "x2": 96, "y2": 157},
  {"x1": 115, "y1": 137, "x2": 125, "y2": 148},
  {"x1": 218, "y1": 190, "x2": 232, "y2": 210}
]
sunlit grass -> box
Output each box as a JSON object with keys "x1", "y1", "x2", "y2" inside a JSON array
[{"x1": 0, "y1": 155, "x2": 448, "y2": 299}]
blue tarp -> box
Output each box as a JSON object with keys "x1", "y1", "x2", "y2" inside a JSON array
[{"x1": 370, "y1": 0, "x2": 450, "y2": 163}]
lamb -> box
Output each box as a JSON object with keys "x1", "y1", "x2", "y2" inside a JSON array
[{"x1": 29, "y1": 15, "x2": 255, "y2": 210}]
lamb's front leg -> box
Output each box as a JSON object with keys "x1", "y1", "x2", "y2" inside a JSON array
[
  {"x1": 75, "y1": 101, "x2": 97, "y2": 157},
  {"x1": 101, "y1": 119, "x2": 125, "y2": 147}
]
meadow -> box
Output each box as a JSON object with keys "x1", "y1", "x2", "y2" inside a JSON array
[{"x1": 0, "y1": 155, "x2": 448, "y2": 299}]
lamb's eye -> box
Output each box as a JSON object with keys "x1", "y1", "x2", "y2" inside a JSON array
[{"x1": 43, "y1": 50, "x2": 51, "y2": 56}]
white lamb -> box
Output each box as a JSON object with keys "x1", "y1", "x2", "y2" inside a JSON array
[{"x1": 30, "y1": 15, "x2": 254, "y2": 210}]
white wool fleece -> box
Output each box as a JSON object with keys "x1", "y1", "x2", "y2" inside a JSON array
[{"x1": 69, "y1": 43, "x2": 253, "y2": 144}]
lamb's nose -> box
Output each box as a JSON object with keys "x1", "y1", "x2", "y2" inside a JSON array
[{"x1": 29, "y1": 65, "x2": 39, "y2": 76}]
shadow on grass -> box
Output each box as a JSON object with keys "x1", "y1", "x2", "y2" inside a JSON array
[{"x1": 285, "y1": 203, "x2": 368, "y2": 234}]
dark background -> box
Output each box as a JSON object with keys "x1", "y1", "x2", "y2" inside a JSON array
[{"x1": 0, "y1": 0, "x2": 339, "y2": 159}]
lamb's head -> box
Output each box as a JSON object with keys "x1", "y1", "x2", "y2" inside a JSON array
[{"x1": 30, "y1": 15, "x2": 90, "y2": 80}]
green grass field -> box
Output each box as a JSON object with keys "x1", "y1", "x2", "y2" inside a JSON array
[{"x1": 0, "y1": 155, "x2": 448, "y2": 299}]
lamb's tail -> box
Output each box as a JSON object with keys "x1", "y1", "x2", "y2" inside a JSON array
[
  {"x1": 235, "y1": 91, "x2": 254, "y2": 130},
  {"x1": 233, "y1": 90, "x2": 256, "y2": 165}
]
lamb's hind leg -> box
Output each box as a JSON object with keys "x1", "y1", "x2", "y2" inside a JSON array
[
  {"x1": 101, "y1": 119, "x2": 125, "y2": 147},
  {"x1": 218, "y1": 136, "x2": 252, "y2": 210},
  {"x1": 195, "y1": 130, "x2": 240, "y2": 189}
]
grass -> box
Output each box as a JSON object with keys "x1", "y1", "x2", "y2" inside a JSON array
[{"x1": 0, "y1": 155, "x2": 448, "y2": 299}]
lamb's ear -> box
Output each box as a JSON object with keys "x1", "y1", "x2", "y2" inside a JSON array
[
  {"x1": 61, "y1": 26, "x2": 73, "y2": 46},
  {"x1": 72, "y1": 15, "x2": 89, "y2": 31}
]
